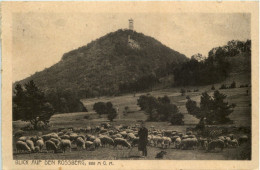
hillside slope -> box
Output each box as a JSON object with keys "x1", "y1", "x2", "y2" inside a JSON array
[{"x1": 16, "y1": 29, "x2": 187, "y2": 97}]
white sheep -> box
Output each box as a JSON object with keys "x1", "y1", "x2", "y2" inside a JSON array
[
  {"x1": 59, "y1": 139, "x2": 71, "y2": 153},
  {"x1": 60, "y1": 135, "x2": 70, "y2": 140},
  {"x1": 162, "y1": 137, "x2": 172, "y2": 148},
  {"x1": 85, "y1": 141, "x2": 95, "y2": 150},
  {"x1": 114, "y1": 138, "x2": 131, "y2": 149},
  {"x1": 45, "y1": 140, "x2": 58, "y2": 153},
  {"x1": 25, "y1": 139, "x2": 35, "y2": 152},
  {"x1": 49, "y1": 138, "x2": 61, "y2": 146},
  {"x1": 16, "y1": 141, "x2": 31, "y2": 153},
  {"x1": 42, "y1": 133, "x2": 59, "y2": 141},
  {"x1": 76, "y1": 137, "x2": 86, "y2": 150},
  {"x1": 93, "y1": 138, "x2": 102, "y2": 149},
  {"x1": 35, "y1": 139, "x2": 44, "y2": 151},
  {"x1": 18, "y1": 136, "x2": 28, "y2": 142},
  {"x1": 174, "y1": 137, "x2": 182, "y2": 149},
  {"x1": 100, "y1": 136, "x2": 114, "y2": 147}
]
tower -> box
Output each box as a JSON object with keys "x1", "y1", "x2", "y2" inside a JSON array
[{"x1": 129, "y1": 18, "x2": 134, "y2": 31}]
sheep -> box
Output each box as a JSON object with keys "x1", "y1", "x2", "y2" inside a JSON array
[
  {"x1": 100, "y1": 136, "x2": 114, "y2": 147},
  {"x1": 50, "y1": 138, "x2": 61, "y2": 146},
  {"x1": 34, "y1": 146, "x2": 40, "y2": 153},
  {"x1": 42, "y1": 133, "x2": 59, "y2": 142},
  {"x1": 229, "y1": 139, "x2": 239, "y2": 148},
  {"x1": 89, "y1": 136, "x2": 96, "y2": 142},
  {"x1": 18, "y1": 136, "x2": 28, "y2": 142},
  {"x1": 207, "y1": 139, "x2": 225, "y2": 152},
  {"x1": 100, "y1": 129, "x2": 108, "y2": 134},
  {"x1": 58, "y1": 132, "x2": 64, "y2": 136},
  {"x1": 16, "y1": 141, "x2": 31, "y2": 153},
  {"x1": 59, "y1": 139, "x2": 72, "y2": 153},
  {"x1": 182, "y1": 135, "x2": 189, "y2": 139},
  {"x1": 76, "y1": 137, "x2": 86, "y2": 150},
  {"x1": 186, "y1": 131, "x2": 193, "y2": 135},
  {"x1": 114, "y1": 138, "x2": 131, "y2": 149},
  {"x1": 127, "y1": 133, "x2": 136, "y2": 141},
  {"x1": 238, "y1": 135, "x2": 248, "y2": 145},
  {"x1": 25, "y1": 139, "x2": 35, "y2": 152},
  {"x1": 171, "y1": 136, "x2": 180, "y2": 144},
  {"x1": 60, "y1": 135, "x2": 70, "y2": 140},
  {"x1": 86, "y1": 126, "x2": 92, "y2": 133},
  {"x1": 78, "y1": 135, "x2": 86, "y2": 141},
  {"x1": 45, "y1": 140, "x2": 58, "y2": 153},
  {"x1": 198, "y1": 137, "x2": 208, "y2": 150},
  {"x1": 180, "y1": 138, "x2": 198, "y2": 150},
  {"x1": 120, "y1": 131, "x2": 128, "y2": 138},
  {"x1": 93, "y1": 138, "x2": 102, "y2": 149},
  {"x1": 30, "y1": 136, "x2": 39, "y2": 144},
  {"x1": 162, "y1": 137, "x2": 171, "y2": 148},
  {"x1": 227, "y1": 134, "x2": 234, "y2": 140},
  {"x1": 69, "y1": 133, "x2": 78, "y2": 141},
  {"x1": 35, "y1": 139, "x2": 44, "y2": 151},
  {"x1": 131, "y1": 137, "x2": 139, "y2": 147},
  {"x1": 85, "y1": 141, "x2": 95, "y2": 150},
  {"x1": 152, "y1": 136, "x2": 163, "y2": 147}
]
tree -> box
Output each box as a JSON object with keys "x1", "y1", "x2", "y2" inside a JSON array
[
  {"x1": 158, "y1": 95, "x2": 171, "y2": 104},
  {"x1": 137, "y1": 94, "x2": 184, "y2": 124},
  {"x1": 211, "y1": 90, "x2": 235, "y2": 124},
  {"x1": 93, "y1": 102, "x2": 107, "y2": 117},
  {"x1": 13, "y1": 80, "x2": 54, "y2": 129},
  {"x1": 180, "y1": 89, "x2": 186, "y2": 96},
  {"x1": 200, "y1": 92, "x2": 214, "y2": 124},
  {"x1": 185, "y1": 91, "x2": 236, "y2": 125},
  {"x1": 123, "y1": 106, "x2": 129, "y2": 116},
  {"x1": 186, "y1": 98, "x2": 201, "y2": 119},
  {"x1": 107, "y1": 102, "x2": 117, "y2": 121},
  {"x1": 230, "y1": 81, "x2": 236, "y2": 88}
]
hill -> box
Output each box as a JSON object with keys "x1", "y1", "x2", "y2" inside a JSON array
[{"x1": 16, "y1": 29, "x2": 187, "y2": 97}]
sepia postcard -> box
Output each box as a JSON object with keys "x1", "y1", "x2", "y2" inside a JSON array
[{"x1": 1, "y1": 1, "x2": 259, "y2": 170}]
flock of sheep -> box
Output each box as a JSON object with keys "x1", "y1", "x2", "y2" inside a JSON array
[{"x1": 14, "y1": 122, "x2": 249, "y2": 157}]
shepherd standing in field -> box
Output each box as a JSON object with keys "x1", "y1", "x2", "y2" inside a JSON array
[{"x1": 138, "y1": 121, "x2": 148, "y2": 158}]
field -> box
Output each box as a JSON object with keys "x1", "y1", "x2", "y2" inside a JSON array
[{"x1": 13, "y1": 83, "x2": 251, "y2": 160}]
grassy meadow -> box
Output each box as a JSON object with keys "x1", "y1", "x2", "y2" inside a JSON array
[{"x1": 13, "y1": 81, "x2": 251, "y2": 160}]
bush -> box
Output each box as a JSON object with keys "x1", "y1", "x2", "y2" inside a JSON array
[
  {"x1": 14, "y1": 130, "x2": 25, "y2": 138},
  {"x1": 180, "y1": 89, "x2": 186, "y2": 96},
  {"x1": 84, "y1": 115, "x2": 90, "y2": 119},
  {"x1": 21, "y1": 124, "x2": 34, "y2": 131},
  {"x1": 230, "y1": 81, "x2": 236, "y2": 88},
  {"x1": 219, "y1": 84, "x2": 228, "y2": 89},
  {"x1": 170, "y1": 113, "x2": 184, "y2": 125},
  {"x1": 36, "y1": 121, "x2": 49, "y2": 130}
]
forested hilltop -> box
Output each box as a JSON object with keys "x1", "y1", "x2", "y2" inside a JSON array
[{"x1": 15, "y1": 29, "x2": 187, "y2": 98}]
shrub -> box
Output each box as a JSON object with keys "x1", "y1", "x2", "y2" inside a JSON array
[
  {"x1": 84, "y1": 115, "x2": 90, "y2": 119},
  {"x1": 14, "y1": 130, "x2": 25, "y2": 138},
  {"x1": 180, "y1": 89, "x2": 186, "y2": 96},
  {"x1": 219, "y1": 84, "x2": 227, "y2": 89},
  {"x1": 36, "y1": 121, "x2": 49, "y2": 130},
  {"x1": 230, "y1": 81, "x2": 236, "y2": 88},
  {"x1": 21, "y1": 124, "x2": 34, "y2": 131}
]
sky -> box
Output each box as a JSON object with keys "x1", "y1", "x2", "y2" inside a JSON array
[{"x1": 12, "y1": 13, "x2": 250, "y2": 82}]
